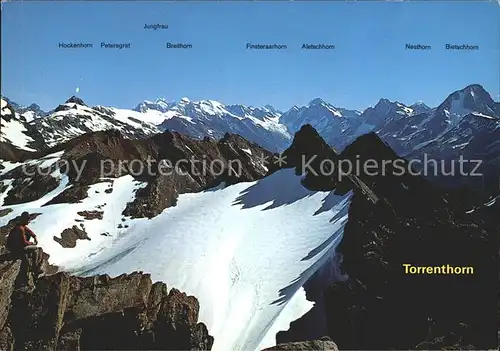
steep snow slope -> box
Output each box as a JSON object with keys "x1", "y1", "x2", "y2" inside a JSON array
[
  {"x1": 0, "y1": 118, "x2": 37, "y2": 151},
  {"x1": 0, "y1": 168, "x2": 350, "y2": 351},
  {"x1": 1, "y1": 98, "x2": 37, "y2": 151}
]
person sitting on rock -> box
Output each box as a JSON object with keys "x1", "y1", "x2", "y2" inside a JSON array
[
  {"x1": 6, "y1": 211, "x2": 41, "y2": 275},
  {"x1": 7, "y1": 211, "x2": 38, "y2": 249}
]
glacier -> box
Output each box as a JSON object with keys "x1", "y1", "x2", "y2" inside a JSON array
[{"x1": 0, "y1": 168, "x2": 351, "y2": 351}]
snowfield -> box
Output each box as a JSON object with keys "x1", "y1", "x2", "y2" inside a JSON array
[
  {"x1": 0, "y1": 111, "x2": 37, "y2": 151},
  {"x1": 0, "y1": 168, "x2": 351, "y2": 351}
]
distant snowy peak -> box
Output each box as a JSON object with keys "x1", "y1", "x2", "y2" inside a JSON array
[
  {"x1": 20, "y1": 104, "x2": 48, "y2": 122},
  {"x1": 1, "y1": 97, "x2": 49, "y2": 122},
  {"x1": 137, "y1": 98, "x2": 228, "y2": 117},
  {"x1": 306, "y1": 98, "x2": 343, "y2": 117},
  {"x1": 437, "y1": 84, "x2": 498, "y2": 122},
  {"x1": 361, "y1": 99, "x2": 415, "y2": 127},
  {"x1": 263, "y1": 104, "x2": 282, "y2": 116},
  {"x1": 410, "y1": 101, "x2": 432, "y2": 114},
  {"x1": 134, "y1": 98, "x2": 176, "y2": 113},
  {"x1": 158, "y1": 99, "x2": 291, "y2": 152},
  {"x1": 280, "y1": 98, "x2": 361, "y2": 135},
  {"x1": 307, "y1": 97, "x2": 327, "y2": 107},
  {"x1": 65, "y1": 95, "x2": 86, "y2": 106},
  {"x1": 225, "y1": 104, "x2": 281, "y2": 121},
  {"x1": 21, "y1": 96, "x2": 161, "y2": 148},
  {"x1": 136, "y1": 97, "x2": 281, "y2": 125},
  {"x1": 135, "y1": 97, "x2": 284, "y2": 127}
]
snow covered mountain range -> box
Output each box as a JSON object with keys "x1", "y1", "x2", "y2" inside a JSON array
[{"x1": 2, "y1": 84, "x2": 499, "y2": 160}]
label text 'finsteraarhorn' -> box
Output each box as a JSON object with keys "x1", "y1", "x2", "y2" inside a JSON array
[{"x1": 246, "y1": 43, "x2": 288, "y2": 50}]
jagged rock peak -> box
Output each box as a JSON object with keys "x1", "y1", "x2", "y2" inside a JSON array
[
  {"x1": 373, "y1": 98, "x2": 395, "y2": 109},
  {"x1": 276, "y1": 125, "x2": 340, "y2": 191},
  {"x1": 27, "y1": 103, "x2": 41, "y2": 110},
  {"x1": 462, "y1": 83, "x2": 489, "y2": 95},
  {"x1": 410, "y1": 101, "x2": 432, "y2": 112},
  {"x1": 346, "y1": 131, "x2": 386, "y2": 146},
  {"x1": 220, "y1": 132, "x2": 248, "y2": 143},
  {"x1": 308, "y1": 98, "x2": 327, "y2": 106},
  {"x1": 288, "y1": 124, "x2": 332, "y2": 152},
  {"x1": 439, "y1": 83, "x2": 495, "y2": 114},
  {"x1": 65, "y1": 96, "x2": 86, "y2": 106},
  {"x1": 263, "y1": 104, "x2": 281, "y2": 115},
  {"x1": 341, "y1": 131, "x2": 398, "y2": 161}
]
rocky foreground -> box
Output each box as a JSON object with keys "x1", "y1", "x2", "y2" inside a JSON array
[
  {"x1": 0, "y1": 240, "x2": 214, "y2": 350},
  {"x1": 1, "y1": 122, "x2": 497, "y2": 350},
  {"x1": 275, "y1": 126, "x2": 499, "y2": 350}
]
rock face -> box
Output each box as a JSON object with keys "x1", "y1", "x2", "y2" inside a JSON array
[
  {"x1": 2, "y1": 170, "x2": 59, "y2": 206},
  {"x1": 122, "y1": 130, "x2": 272, "y2": 218},
  {"x1": 263, "y1": 336, "x2": 338, "y2": 350},
  {"x1": 76, "y1": 211, "x2": 103, "y2": 220},
  {"x1": 276, "y1": 127, "x2": 498, "y2": 350},
  {"x1": 0, "y1": 245, "x2": 214, "y2": 350},
  {"x1": 53, "y1": 226, "x2": 91, "y2": 248},
  {"x1": 1, "y1": 128, "x2": 273, "y2": 219},
  {"x1": 328, "y1": 133, "x2": 497, "y2": 350}
]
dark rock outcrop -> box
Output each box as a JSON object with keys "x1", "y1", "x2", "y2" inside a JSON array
[
  {"x1": 0, "y1": 208, "x2": 13, "y2": 217},
  {"x1": 43, "y1": 184, "x2": 91, "y2": 206},
  {"x1": 1, "y1": 170, "x2": 59, "y2": 206},
  {"x1": 0, "y1": 246, "x2": 214, "y2": 350},
  {"x1": 76, "y1": 210, "x2": 103, "y2": 220},
  {"x1": 53, "y1": 226, "x2": 91, "y2": 248},
  {"x1": 276, "y1": 127, "x2": 498, "y2": 350},
  {"x1": 2, "y1": 128, "x2": 273, "y2": 219},
  {"x1": 65, "y1": 96, "x2": 86, "y2": 106},
  {"x1": 277, "y1": 124, "x2": 340, "y2": 191},
  {"x1": 0, "y1": 141, "x2": 40, "y2": 162},
  {"x1": 263, "y1": 336, "x2": 338, "y2": 350},
  {"x1": 0, "y1": 260, "x2": 21, "y2": 331},
  {"x1": 123, "y1": 130, "x2": 273, "y2": 218}
]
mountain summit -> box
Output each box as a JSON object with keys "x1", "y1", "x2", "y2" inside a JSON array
[
  {"x1": 436, "y1": 84, "x2": 497, "y2": 121},
  {"x1": 65, "y1": 96, "x2": 86, "y2": 106}
]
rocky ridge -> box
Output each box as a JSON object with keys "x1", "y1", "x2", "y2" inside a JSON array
[
  {"x1": 1, "y1": 128, "x2": 273, "y2": 219},
  {"x1": 0, "y1": 215, "x2": 213, "y2": 350},
  {"x1": 273, "y1": 125, "x2": 498, "y2": 350}
]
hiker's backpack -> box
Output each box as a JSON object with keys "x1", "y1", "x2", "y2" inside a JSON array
[{"x1": 6, "y1": 226, "x2": 22, "y2": 251}]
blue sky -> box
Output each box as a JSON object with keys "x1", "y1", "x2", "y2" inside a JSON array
[{"x1": 1, "y1": 1, "x2": 499, "y2": 112}]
